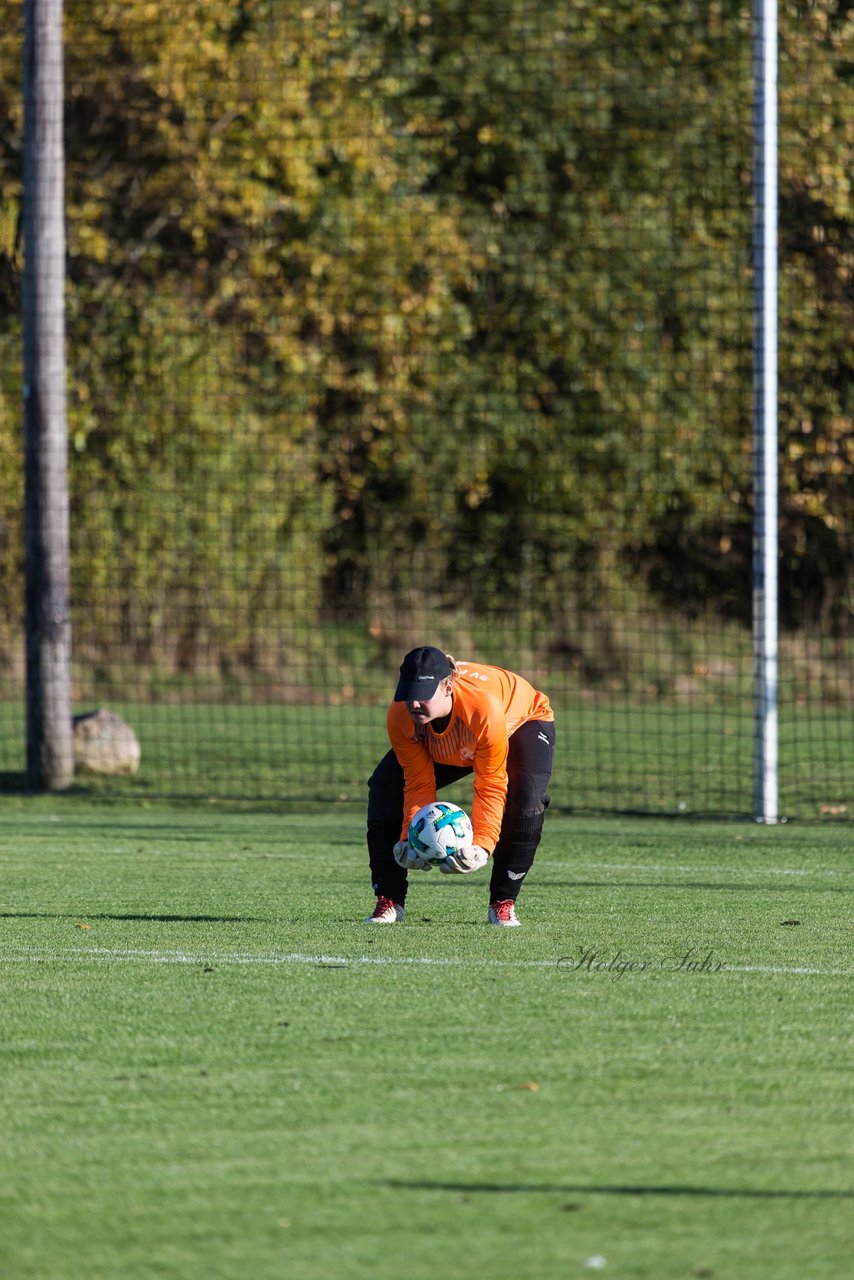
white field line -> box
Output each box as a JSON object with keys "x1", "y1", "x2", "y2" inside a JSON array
[
  {"x1": 547, "y1": 861, "x2": 852, "y2": 878},
  {"x1": 0, "y1": 945, "x2": 851, "y2": 979}
]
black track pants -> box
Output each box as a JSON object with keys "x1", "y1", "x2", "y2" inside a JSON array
[{"x1": 366, "y1": 719, "x2": 555, "y2": 905}]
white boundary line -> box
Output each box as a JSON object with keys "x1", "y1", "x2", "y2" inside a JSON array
[
  {"x1": 0, "y1": 945, "x2": 851, "y2": 979},
  {"x1": 548, "y1": 861, "x2": 852, "y2": 878}
]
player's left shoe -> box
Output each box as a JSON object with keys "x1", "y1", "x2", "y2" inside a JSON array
[{"x1": 488, "y1": 899, "x2": 521, "y2": 927}]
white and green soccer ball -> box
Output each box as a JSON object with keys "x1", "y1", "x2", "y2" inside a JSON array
[{"x1": 407, "y1": 801, "x2": 474, "y2": 865}]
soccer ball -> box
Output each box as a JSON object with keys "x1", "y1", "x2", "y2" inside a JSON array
[{"x1": 407, "y1": 801, "x2": 473, "y2": 864}]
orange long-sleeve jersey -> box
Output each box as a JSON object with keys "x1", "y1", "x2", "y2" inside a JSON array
[{"x1": 387, "y1": 662, "x2": 553, "y2": 852}]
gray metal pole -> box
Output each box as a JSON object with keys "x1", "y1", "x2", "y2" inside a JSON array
[
  {"x1": 752, "y1": 0, "x2": 779, "y2": 823},
  {"x1": 23, "y1": 0, "x2": 73, "y2": 790}
]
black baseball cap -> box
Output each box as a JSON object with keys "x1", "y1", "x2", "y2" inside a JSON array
[{"x1": 393, "y1": 646, "x2": 452, "y2": 702}]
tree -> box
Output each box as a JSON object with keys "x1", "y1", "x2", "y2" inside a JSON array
[{"x1": 23, "y1": 0, "x2": 73, "y2": 788}]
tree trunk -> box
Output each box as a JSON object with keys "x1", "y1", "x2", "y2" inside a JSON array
[{"x1": 23, "y1": 0, "x2": 73, "y2": 790}]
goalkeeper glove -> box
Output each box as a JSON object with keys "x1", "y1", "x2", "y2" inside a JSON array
[
  {"x1": 439, "y1": 844, "x2": 490, "y2": 875},
  {"x1": 393, "y1": 840, "x2": 433, "y2": 872}
]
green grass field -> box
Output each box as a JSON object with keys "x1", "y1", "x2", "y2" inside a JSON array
[{"x1": 1, "y1": 799, "x2": 851, "y2": 1279}]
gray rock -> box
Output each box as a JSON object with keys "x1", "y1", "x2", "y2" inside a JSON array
[{"x1": 73, "y1": 709, "x2": 141, "y2": 776}]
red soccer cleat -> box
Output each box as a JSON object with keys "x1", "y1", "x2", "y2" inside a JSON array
[{"x1": 365, "y1": 896, "x2": 405, "y2": 924}]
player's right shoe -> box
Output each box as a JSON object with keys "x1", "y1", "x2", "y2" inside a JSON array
[
  {"x1": 365, "y1": 896, "x2": 405, "y2": 924},
  {"x1": 488, "y1": 899, "x2": 521, "y2": 927}
]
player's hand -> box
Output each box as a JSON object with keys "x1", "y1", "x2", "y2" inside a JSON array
[
  {"x1": 393, "y1": 840, "x2": 433, "y2": 872},
  {"x1": 439, "y1": 844, "x2": 490, "y2": 875}
]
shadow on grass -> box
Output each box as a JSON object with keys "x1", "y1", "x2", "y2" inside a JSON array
[
  {"x1": 382, "y1": 1179, "x2": 853, "y2": 1201},
  {"x1": 0, "y1": 772, "x2": 34, "y2": 795},
  {"x1": 0, "y1": 912, "x2": 266, "y2": 923},
  {"x1": 0, "y1": 773, "x2": 138, "y2": 798},
  {"x1": 0, "y1": 773, "x2": 361, "y2": 812}
]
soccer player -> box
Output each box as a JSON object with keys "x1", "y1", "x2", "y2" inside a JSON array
[{"x1": 365, "y1": 646, "x2": 556, "y2": 927}]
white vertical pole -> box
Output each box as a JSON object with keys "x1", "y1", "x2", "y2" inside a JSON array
[{"x1": 752, "y1": 0, "x2": 779, "y2": 823}]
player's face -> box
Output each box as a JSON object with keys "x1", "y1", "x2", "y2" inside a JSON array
[{"x1": 405, "y1": 683, "x2": 452, "y2": 725}]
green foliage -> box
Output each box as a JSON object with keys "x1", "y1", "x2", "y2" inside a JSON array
[{"x1": 0, "y1": 0, "x2": 850, "y2": 676}]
